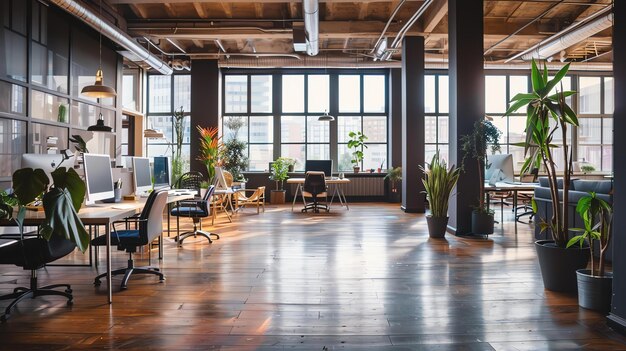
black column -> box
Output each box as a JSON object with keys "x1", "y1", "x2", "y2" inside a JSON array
[
  {"x1": 190, "y1": 60, "x2": 220, "y2": 175},
  {"x1": 447, "y1": 0, "x2": 484, "y2": 235},
  {"x1": 608, "y1": 0, "x2": 626, "y2": 335},
  {"x1": 401, "y1": 37, "x2": 425, "y2": 213},
  {"x1": 389, "y1": 68, "x2": 402, "y2": 169}
]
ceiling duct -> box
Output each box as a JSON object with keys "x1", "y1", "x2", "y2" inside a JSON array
[
  {"x1": 293, "y1": 22, "x2": 307, "y2": 52},
  {"x1": 303, "y1": 0, "x2": 319, "y2": 56},
  {"x1": 49, "y1": 0, "x2": 173, "y2": 75}
]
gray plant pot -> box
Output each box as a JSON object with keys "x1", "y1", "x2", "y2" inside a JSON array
[
  {"x1": 576, "y1": 269, "x2": 613, "y2": 312},
  {"x1": 426, "y1": 216, "x2": 449, "y2": 239},
  {"x1": 471, "y1": 210, "x2": 494, "y2": 235},
  {"x1": 535, "y1": 240, "x2": 590, "y2": 293}
]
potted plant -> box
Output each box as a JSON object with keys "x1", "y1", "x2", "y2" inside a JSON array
[
  {"x1": 171, "y1": 107, "x2": 186, "y2": 184},
  {"x1": 504, "y1": 59, "x2": 588, "y2": 293},
  {"x1": 581, "y1": 165, "x2": 596, "y2": 174},
  {"x1": 420, "y1": 152, "x2": 461, "y2": 238},
  {"x1": 223, "y1": 117, "x2": 249, "y2": 184},
  {"x1": 347, "y1": 131, "x2": 367, "y2": 173},
  {"x1": 197, "y1": 126, "x2": 223, "y2": 184},
  {"x1": 269, "y1": 158, "x2": 289, "y2": 205},
  {"x1": 567, "y1": 192, "x2": 613, "y2": 312},
  {"x1": 282, "y1": 157, "x2": 297, "y2": 172},
  {"x1": 460, "y1": 119, "x2": 502, "y2": 235},
  {"x1": 384, "y1": 166, "x2": 402, "y2": 203}
]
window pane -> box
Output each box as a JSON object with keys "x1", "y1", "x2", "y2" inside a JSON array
[
  {"x1": 147, "y1": 144, "x2": 169, "y2": 157},
  {"x1": 438, "y1": 76, "x2": 449, "y2": 114},
  {"x1": 363, "y1": 75, "x2": 385, "y2": 113},
  {"x1": 602, "y1": 146, "x2": 612, "y2": 172},
  {"x1": 281, "y1": 116, "x2": 305, "y2": 143},
  {"x1": 308, "y1": 75, "x2": 329, "y2": 113},
  {"x1": 307, "y1": 116, "x2": 329, "y2": 143},
  {"x1": 0, "y1": 119, "x2": 25, "y2": 177},
  {"x1": 363, "y1": 116, "x2": 387, "y2": 143},
  {"x1": 339, "y1": 75, "x2": 360, "y2": 113},
  {"x1": 425, "y1": 75, "x2": 436, "y2": 113},
  {"x1": 578, "y1": 118, "x2": 602, "y2": 144},
  {"x1": 147, "y1": 116, "x2": 173, "y2": 144},
  {"x1": 30, "y1": 123, "x2": 68, "y2": 154},
  {"x1": 425, "y1": 145, "x2": 437, "y2": 166},
  {"x1": 603, "y1": 118, "x2": 612, "y2": 144},
  {"x1": 363, "y1": 144, "x2": 387, "y2": 171},
  {"x1": 485, "y1": 76, "x2": 507, "y2": 113},
  {"x1": 223, "y1": 116, "x2": 248, "y2": 142},
  {"x1": 489, "y1": 116, "x2": 508, "y2": 144},
  {"x1": 338, "y1": 144, "x2": 352, "y2": 171},
  {"x1": 149, "y1": 75, "x2": 171, "y2": 113},
  {"x1": 174, "y1": 75, "x2": 191, "y2": 112},
  {"x1": 425, "y1": 116, "x2": 437, "y2": 143},
  {"x1": 508, "y1": 117, "x2": 526, "y2": 144},
  {"x1": 578, "y1": 145, "x2": 601, "y2": 170},
  {"x1": 0, "y1": 28, "x2": 28, "y2": 82},
  {"x1": 307, "y1": 144, "x2": 330, "y2": 161},
  {"x1": 281, "y1": 144, "x2": 305, "y2": 171},
  {"x1": 0, "y1": 80, "x2": 26, "y2": 115},
  {"x1": 579, "y1": 77, "x2": 602, "y2": 114},
  {"x1": 31, "y1": 7, "x2": 69, "y2": 94},
  {"x1": 338, "y1": 116, "x2": 361, "y2": 143},
  {"x1": 549, "y1": 76, "x2": 572, "y2": 106},
  {"x1": 509, "y1": 76, "x2": 529, "y2": 105},
  {"x1": 31, "y1": 90, "x2": 69, "y2": 123},
  {"x1": 605, "y1": 77, "x2": 614, "y2": 114},
  {"x1": 438, "y1": 116, "x2": 449, "y2": 144},
  {"x1": 225, "y1": 75, "x2": 247, "y2": 113},
  {"x1": 282, "y1": 75, "x2": 304, "y2": 113},
  {"x1": 122, "y1": 72, "x2": 137, "y2": 111},
  {"x1": 509, "y1": 145, "x2": 526, "y2": 172},
  {"x1": 251, "y1": 75, "x2": 272, "y2": 113},
  {"x1": 249, "y1": 144, "x2": 274, "y2": 171},
  {"x1": 249, "y1": 116, "x2": 273, "y2": 143},
  {"x1": 71, "y1": 101, "x2": 115, "y2": 130}
]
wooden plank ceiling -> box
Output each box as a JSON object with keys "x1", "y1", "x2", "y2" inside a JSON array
[{"x1": 106, "y1": 0, "x2": 613, "y2": 66}]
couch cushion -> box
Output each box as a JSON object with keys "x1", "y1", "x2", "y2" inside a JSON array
[{"x1": 572, "y1": 180, "x2": 612, "y2": 194}]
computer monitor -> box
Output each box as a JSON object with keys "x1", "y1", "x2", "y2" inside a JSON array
[
  {"x1": 485, "y1": 153, "x2": 515, "y2": 183},
  {"x1": 21, "y1": 153, "x2": 76, "y2": 184},
  {"x1": 83, "y1": 153, "x2": 115, "y2": 204},
  {"x1": 132, "y1": 157, "x2": 152, "y2": 195},
  {"x1": 305, "y1": 160, "x2": 333, "y2": 178},
  {"x1": 153, "y1": 156, "x2": 171, "y2": 189}
]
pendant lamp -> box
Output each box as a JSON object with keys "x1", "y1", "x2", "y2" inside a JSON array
[
  {"x1": 317, "y1": 110, "x2": 335, "y2": 122},
  {"x1": 81, "y1": 0, "x2": 117, "y2": 99},
  {"x1": 88, "y1": 112, "x2": 112, "y2": 132}
]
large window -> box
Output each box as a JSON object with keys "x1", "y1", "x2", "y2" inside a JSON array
[
  {"x1": 577, "y1": 76, "x2": 613, "y2": 171},
  {"x1": 146, "y1": 74, "x2": 191, "y2": 168},
  {"x1": 424, "y1": 74, "x2": 449, "y2": 163}
]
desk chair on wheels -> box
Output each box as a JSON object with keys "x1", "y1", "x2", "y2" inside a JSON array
[
  {"x1": 302, "y1": 171, "x2": 329, "y2": 213},
  {"x1": 170, "y1": 185, "x2": 219, "y2": 245},
  {"x1": 91, "y1": 189, "x2": 168, "y2": 290}
]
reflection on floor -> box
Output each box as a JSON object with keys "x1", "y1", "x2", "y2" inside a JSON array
[{"x1": 0, "y1": 203, "x2": 625, "y2": 350}]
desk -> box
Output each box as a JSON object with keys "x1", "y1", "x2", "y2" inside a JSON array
[
  {"x1": 484, "y1": 182, "x2": 538, "y2": 222},
  {"x1": 287, "y1": 178, "x2": 351, "y2": 211}
]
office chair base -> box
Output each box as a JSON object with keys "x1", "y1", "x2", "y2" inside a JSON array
[
  {"x1": 302, "y1": 204, "x2": 329, "y2": 213},
  {"x1": 94, "y1": 259, "x2": 165, "y2": 290},
  {"x1": 175, "y1": 230, "x2": 219, "y2": 245},
  {"x1": 0, "y1": 275, "x2": 73, "y2": 322}
]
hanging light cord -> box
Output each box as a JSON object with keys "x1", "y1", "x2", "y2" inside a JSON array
[{"x1": 99, "y1": 0, "x2": 102, "y2": 70}]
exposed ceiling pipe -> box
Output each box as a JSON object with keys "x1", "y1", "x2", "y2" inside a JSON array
[
  {"x1": 381, "y1": 0, "x2": 434, "y2": 61},
  {"x1": 49, "y1": 0, "x2": 172, "y2": 75},
  {"x1": 303, "y1": 0, "x2": 319, "y2": 56},
  {"x1": 370, "y1": 0, "x2": 406, "y2": 58},
  {"x1": 506, "y1": 5, "x2": 613, "y2": 63}
]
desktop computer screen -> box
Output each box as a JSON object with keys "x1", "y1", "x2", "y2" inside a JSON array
[
  {"x1": 305, "y1": 160, "x2": 333, "y2": 178},
  {"x1": 485, "y1": 153, "x2": 515, "y2": 183},
  {"x1": 83, "y1": 153, "x2": 115, "y2": 203},
  {"x1": 132, "y1": 157, "x2": 152, "y2": 195},
  {"x1": 153, "y1": 156, "x2": 171, "y2": 188}
]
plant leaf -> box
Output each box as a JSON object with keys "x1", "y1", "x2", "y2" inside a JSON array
[
  {"x1": 12, "y1": 168, "x2": 49, "y2": 205},
  {"x1": 50, "y1": 167, "x2": 86, "y2": 212},
  {"x1": 42, "y1": 188, "x2": 89, "y2": 253}
]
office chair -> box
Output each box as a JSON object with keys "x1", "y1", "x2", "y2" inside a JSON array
[
  {"x1": 170, "y1": 185, "x2": 219, "y2": 245},
  {"x1": 516, "y1": 167, "x2": 539, "y2": 223},
  {"x1": 92, "y1": 189, "x2": 168, "y2": 289},
  {"x1": 0, "y1": 234, "x2": 75, "y2": 321},
  {"x1": 302, "y1": 171, "x2": 328, "y2": 213},
  {"x1": 175, "y1": 171, "x2": 204, "y2": 195}
]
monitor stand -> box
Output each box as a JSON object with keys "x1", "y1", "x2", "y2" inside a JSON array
[{"x1": 136, "y1": 191, "x2": 151, "y2": 198}]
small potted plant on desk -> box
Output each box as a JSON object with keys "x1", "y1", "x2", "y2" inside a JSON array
[
  {"x1": 460, "y1": 119, "x2": 502, "y2": 236},
  {"x1": 567, "y1": 192, "x2": 613, "y2": 312},
  {"x1": 347, "y1": 131, "x2": 367, "y2": 174},
  {"x1": 420, "y1": 152, "x2": 461, "y2": 238},
  {"x1": 269, "y1": 158, "x2": 289, "y2": 205},
  {"x1": 384, "y1": 166, "x2": 402, "y2": 203}
]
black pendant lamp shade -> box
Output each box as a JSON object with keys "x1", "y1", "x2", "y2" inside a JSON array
[
  {"x1": 88, "y1": 113, "x2": 112, "y2": 132},
  {"x1": 318, "y1": 110, "x2": 335, "y2": 122}
]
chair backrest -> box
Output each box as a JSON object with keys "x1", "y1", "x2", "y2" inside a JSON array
[
  {"x1": 223, "y1": 170, "x2": 234, "y2": 187},
  {"x1": 304, "y1": 171, "x2": 326, "y2": 195},
  {"x1": 139, "y1": 189, "x2": 169, "y2": 243},
  {"x1": 176, "y1": 171, "x2": 205, "y2": 195},
  {"x1": 199, "y1": 185, "x2": 216, "y2": 214}
]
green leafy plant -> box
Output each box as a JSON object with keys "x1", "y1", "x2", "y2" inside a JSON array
[
  {"x1": 385, "y1": 166, "x2": 402, "y2": 191},
  {"x1": 419, "y1": 152, "x2": 461, "y2": 218},
  {"x1": 199, "y1": 181, "x2": 210, "y2": 189},
  {"x1": 347, "y1": 131, "x2": 368, "y2": 168},
  {"x1": 69, "y1": 135, "x2": 89, "y2": 154},
  {"x1": 504, "y1": 59, "x2": 578, "y2": 247},
  {"x1": 57, "y1": 104, "x2": 67, "y2": 123},
  {"x1": 460, "y1": 119, "x2": 502, "y2": 213},
  {"x1": 269, "y1": 158, "x2": 290, "y2": 191},
  {"x1": 10, "y1": 162, "x2": 89, "y2": 252},
  {"x1": 280, "y1": 157, "x2": 296, "y2": 171},
  {"x1": 581, "y1": 165, "x2": 596, "y2": 173},
  {"x1": 172, "y1": 106, "x2": 186, "y2": 184},
  {"x1": 222, "y1": 117, "x2": 249, "y2": 182},
  {"x1": 567, "y1": 192, "x2": 612, "y2": 277}
]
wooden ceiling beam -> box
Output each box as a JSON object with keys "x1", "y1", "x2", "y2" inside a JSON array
[
  {"x1": 421, "y1": 0, "x2": 447, "y2": 34},
  {"x1": 110, "y1": 0, "x2": 423, "y2": 3},
  {"x1": 255, "y1": 3, "x2": 264, "y2": 18},
  {"x1": 193, "y1": 3, "x2": 207, "y2": 18},
  {"x1": 192, "y1": 39, "x2": 205, "y2": 48},
  {"x1": 221, "y1": 3, "x2": 233, "y2": 18},
  {"x1": 128, "y1": 4, "x2": 148, "y2": 18},
  {"x1": 358, "y1": 3, "x2": 369, "y2": 21}
]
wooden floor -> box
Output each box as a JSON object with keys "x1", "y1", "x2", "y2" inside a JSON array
[{"x1": 1, "y1": 203, "x2": 625, "y2": 350}]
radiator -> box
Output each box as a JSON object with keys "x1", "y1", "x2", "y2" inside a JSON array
[{"x1": 289, "y1": 176, "x2": 385, "y2": 197}]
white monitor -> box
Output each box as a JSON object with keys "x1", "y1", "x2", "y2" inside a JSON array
[
  {"x1": 153, "y1": 156, "x2": 171, "y2": 189},
  {"x1": 132, "y1": 157, "x2": 152, "y2": 196},
  {"x1": 214, "y1": 166, "x2": 229, "y2": 191},
  {"x1": 83, "y1": 153, "x2": 115, "y2": 204},
  {"x1": 21, "y1": 153, "x2": 76, "y2": 184},
  {"x1": 485, "y1": 153, "x2": 515, "y2": 183}
]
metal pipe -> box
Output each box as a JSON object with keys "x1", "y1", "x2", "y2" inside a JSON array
[
  {"x1": 382, "y1": 0, "x2": 434, "y2": 61},
  {"x1": 303, "y1": 0, "x2": 319, "y2": 56},
  {"x1": 49, "y1": 0, "x2": 172, "y2": 75},
  {"x1": 370, "y1": 0, "x2": 406, "y2": 55}
]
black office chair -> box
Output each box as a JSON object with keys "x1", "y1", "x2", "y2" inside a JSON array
[
  {"x1": 92, "y1": 189, "x2": 168, "y2": 289},
  {"x1": 170, "y1": 185, "x2": 219, "y2": 245},
  {"x1": 302, "y1": 171, "x2": 329, "y2": 213},
  {"x1": 175, "y1": 171, "x2": 204, "y2": 195},
  {"x1": 0, "y1": 234, "x2": 75, "y2": 321},
  {"x1": 516, "y1": 167, "x2": 539, "y2": 223}
]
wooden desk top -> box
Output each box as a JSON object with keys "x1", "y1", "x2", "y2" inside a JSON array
[
  {"x1": 287, "y1": 178, "x2": 351, "y2": 184},
  {"x1": 484, "y1": 182, "x2": 539, "y2": 191}
]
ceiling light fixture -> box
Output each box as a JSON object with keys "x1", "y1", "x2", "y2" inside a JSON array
[
  {"x1": 81, "y1": 0, "x2": 117, "y2": 99},
  {"x1": 318, "y1": 110, "x2": 335, "y2": 122}
]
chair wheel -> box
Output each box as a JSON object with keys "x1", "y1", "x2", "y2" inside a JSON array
[
  {"x1": 65, "y1": 288, "x2": 73, "y2": 294},
  {"x1": 0, "y1": 314, "x2": 8, "y2": 322},
  {"x1": 94, "y1": 280, "x2": 101, "y2": 287},
  {"x1": 159, "y1": 277, "x2": 166, "y2": 282},
  {"x1": 67, "y1": 300, "x2": 73, "y2": 306}
]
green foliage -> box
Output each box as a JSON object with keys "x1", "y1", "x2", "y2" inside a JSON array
[
  {"x1": 567, "y1": 192, "x2": 612, "y2": 276},
  {"x1": 347, "y1": 131, "x2": 368, "y2": 167},
  {"x1": 12, "y1": 165, "x2": 89, "y2": 252},
  {"x1": 199, "y1": 181, "x2": 210, "y2": 189},
  {"x1": 57, "y1": 104, "x2": 67, "y2": 123},
  {"x1": 69, "y1": 135, "x2": 89, "y2": 154},
  {"x1": 270, "y1": 158, "x2": 290, "y2": 190},
  {"x1": 581, "y1": 165, "x2": 596, "y2": 173},
  {"x1": 223, "y1": 117, "x2": 249, "y2": 181},
  {"x1": 385, "y1": 167, "x2": 402, "y2": 184},
  {"x1": 171, "y1": 106, "x2": 187, "y2": 183},
  {"x1": 504, "y1": 59, "x2": 578, "y2": 247},
  {"x1": 419, "y1": 152, "x2": 461, "y2": 218}
]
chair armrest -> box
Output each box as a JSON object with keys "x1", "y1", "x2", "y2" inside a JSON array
[{"x1": 112, "y1": 218, "x2": 147, "y2": 228}]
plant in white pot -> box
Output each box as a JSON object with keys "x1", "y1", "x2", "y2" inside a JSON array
[
  {"x1": 567, "y1": 192, "x2": 613, "y2": 312},
  {"x1": 420, "y1": 152, "x2": 461, "y2": 238}
]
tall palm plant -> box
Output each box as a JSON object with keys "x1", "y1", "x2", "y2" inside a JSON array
[
  {"x1": 197, "y1": 126, "x2": 223, "y2": 183},
  {"x1": 504, "y1": 59, "x2": 578, "y2": 247}
]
